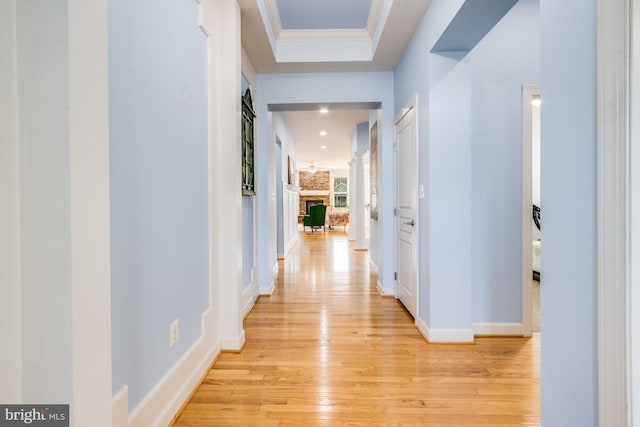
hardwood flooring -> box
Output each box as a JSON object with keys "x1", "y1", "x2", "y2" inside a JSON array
[{"x1": 174, "y1": 231, "x2": 540, "y2": 426}]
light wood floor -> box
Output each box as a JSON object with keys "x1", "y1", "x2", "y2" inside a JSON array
[{"x1": 174, "y1": 231, "x2": 540, "y2": 426}]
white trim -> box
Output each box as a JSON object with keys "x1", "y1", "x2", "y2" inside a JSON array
[
  {"x1": 279, "y1": 29, "x2": 370, "y2": 42},
  {"x1": 376, "y1": 281, "x2": 394, "y2": 297},
  {"x1": 369, "y1": 260, "x2": 379, "y2": 275},
  {"x1": 366, "y1": 0, "x2": 384, "y2": 37},
  {"x1": 112, "y1": 386, "x2": 128, "y2": 427},
  {"x1": 472, "y1": 323, "x2": 523, "y2": 336},
  {"x1": 128, "y1": 310, "x2": 221, "y2": 427},
  {"x1": 284, "y1": 235, "x2": 297, "y2": 256},
  {"x1": 241, "y1": 283, "x2": 259, "y2": 319},
  {"x1": 197, "y1": 2, "x2": 209, "y2": 37},
  {"x1": 629, "y1": 1, "x2": 640, "y2": 422},
  {"x1": 393, "y1": 95, "x2": 420, "y2": 320},
  {"x1": 263, "y1": 0, "x2": 283, "y2": 38},
  {"x1": 260, "y1": 281, "x2": 275, "y2": 296},
  {"x1": 521, "y1": 85, "x2": 540, "y2": 338},
  {"x1": 416, "y1": 318, "x2": 475, "y2": 344},
  {"x1": 597, "y1": 0, "x2": 630, "y2": 424},
  {"x1": 221, "y1": 330, "x2": 246, "y2": 351}
]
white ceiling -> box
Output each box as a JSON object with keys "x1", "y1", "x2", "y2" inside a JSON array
[
  {"x1": 238, "y1": 0, "x2": 432, "y2": 73},
  {"x1": 283, "y1": 109, "x2": 370, "y2": 171},
  {"x1": 239, "y1": 0, "x2": 431, "y2": 173}
]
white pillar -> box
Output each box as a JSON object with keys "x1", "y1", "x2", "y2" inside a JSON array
[
  {"x1": 16, "y1": 0, "x2": 113, "y2": 423},
  {"x1": 203, "y1": 0, "x2": 245, "y2": 350},
  {"x1": 354, "y1": 151, "x2": 367, "y2": 251},
  {"x1": 0, "y1": 0, "x2": 21, "y2": 404},
  {"x1": 348, "y1": 159, "x2": 356, "y2": 241}
]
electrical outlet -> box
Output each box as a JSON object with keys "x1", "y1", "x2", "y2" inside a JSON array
[{"x1": 170, "y1": 320, "x2": 179, "y2": 348}]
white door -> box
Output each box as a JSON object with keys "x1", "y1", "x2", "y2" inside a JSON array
[{"x1": 394, "y1": 106, "x2": 417, "y2": 318}]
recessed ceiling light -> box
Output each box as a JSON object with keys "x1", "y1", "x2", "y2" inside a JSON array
[
  {"x1": 320, "y1": 131, "x2": 327, "y2": 136},
  {"x1": 319, "y1": 108, "x2": 329, "y2": 114},
  {"x1": 320, "y1": 145, "x2": 327, "y2": 149}
]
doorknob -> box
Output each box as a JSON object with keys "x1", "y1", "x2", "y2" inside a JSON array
[{"x1": 404, "y1": 219, "x2": 415, "y2": 226}]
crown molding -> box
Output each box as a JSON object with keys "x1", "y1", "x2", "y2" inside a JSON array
[
  {"x1": 279, "y1": 29, "x2": 371, "y2": 43},
  {"x1": 264, "y1": 0, "x2": 283, "y2": 37},
  {"x1": 258, "y1": 0, "x2": 393, "y2": 64},
  {"x1": 366, "y1": 0, "x2": 384, "y2": 37}
]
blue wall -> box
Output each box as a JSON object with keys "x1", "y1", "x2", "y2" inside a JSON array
[
  {"x1": 468, "y1": 0, "x2": 540, "y2": 323},
  {"x1": 394, "y1": 0, "x2": 540, "y2": 331},
  {"x1": 540, "y1": 0, "x2": 598, "y2": 424},
  {"x1": 108, "y1": 0, "x2": 209, "y2": 409},
  {"x1": 356, "y1": 122, "x2": 369, "y2": 153},
  {"x1": 256, "y1": 72, "x2": 395, "y2": 293},
  {"x1": 241, "y1": 74, "x2": 255, "y2": 289},
  {"x1": 394, "y1": 0, "x2": 465, "y2": 326}
]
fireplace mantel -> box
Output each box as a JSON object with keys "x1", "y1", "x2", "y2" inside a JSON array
[{"x1": 300, "y1": 190, "x2": 330, "y2": 196}]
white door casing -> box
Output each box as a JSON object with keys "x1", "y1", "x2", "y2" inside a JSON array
[
  {"x1": 394, "y1": 97, "x2": 418, "y2": 318},
  {"x1": 521, "y1": 84, "x2": 540, "y2": 338},
  {"x1": 597, "y1": 0, "x2": 632, "y2": 423}
]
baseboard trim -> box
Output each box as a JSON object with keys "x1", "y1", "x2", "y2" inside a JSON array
[
  {"x1": 376, "y1": 281, "x2": 395, "y2": 297},
  {"x1": 260, "y1": 281, "x2": 275, "y2": 296},
  {"x1": 284, "y1": 236, "x2": 298, "y2": 256},
  {"x1": 112, "y1": 386, "x2": 128, "y2": 427},
  {"x1": 125, "y1": 314, "x2": 221, "y2": 427},
  {"x1": 472, "y1": 322, "x2": 523, "y2": 336},
  {"x1": 272, "y1": 262, "x2": 279, "y2": 277},
  {"x1": 241, "y1": 284, "x2": 259, "y2": 319},
  {"x1": 416, "y1": 318, "x2": 475, "y2": 343},
  {"x1": 221, "y1": 329, "x2": 246, "y2": 351},
  {"x1": 369, "y1": 260, "x2": 379, "y2": 275}
]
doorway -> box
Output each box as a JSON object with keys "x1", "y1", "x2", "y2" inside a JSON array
[
  {"x1": 394, "y1": 97, "x2": 419, "y2": 319},
  {"x1": 522, "y1": 85, "x2": 541, "y2": 336}
]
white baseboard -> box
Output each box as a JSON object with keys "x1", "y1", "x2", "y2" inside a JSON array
[
  {"x1": 284, "y1": 236, "x2": 298, "y2": 256},
  {"x1": 272, "y1": 262, "x2": 279, "y2": 277},
  {"x1": 376, "y1": 281, "x2": 394, "y2": 297},
  {"x1": 416, "y1": 318, "x2": 475, "y2": 343},
  {"x1": 241, "y1": 283, "x2": 258, "y2": 319},
  {"x1": 221, "y1": 329, "x2": 246, "y2": 351},
  {"x1": 260, "y1": 281, "x2": 275, "y2": 296},
  {"x1": 125, "y1": 309, "x2": 221, "y2": 427},
  {"x1": 369, "y1": 260, "x2": 379, "y2": 275},
  {"x1": 472, "y1": 322, "x2": 523, "y2": 336},
  {"x1": 277, "y1": 253, "x2": 285, "y2": 260},
  {"x1": 112, "y1": 386, "x2": 128, "y2": 427}
]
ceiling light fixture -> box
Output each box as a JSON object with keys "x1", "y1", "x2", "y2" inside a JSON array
[
  {"x1": 320, "y1": 145, "x2": 327, "y2": 149},
  {"x1": 320, "y1": 131, "x2": 327, "y2": 136},
  {"x1": 319, "y1": 108, "x2": 329, "y2": 114}
]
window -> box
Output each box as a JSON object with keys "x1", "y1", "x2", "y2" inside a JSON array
[{"x1": 333, "y1": 177, "x2": 348, "y2": 208}]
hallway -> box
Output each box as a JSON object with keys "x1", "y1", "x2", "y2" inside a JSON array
[{"x1": 174, "y1": 232, "x2": 540, "y2": 426}]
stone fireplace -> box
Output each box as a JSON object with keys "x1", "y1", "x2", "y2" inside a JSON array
[
  {"x1": 298, "y1": 170, "x2": 331, "y2": 222},
  {"x1": 299, "y1": 195, "x2": 330, "y2": 221}
]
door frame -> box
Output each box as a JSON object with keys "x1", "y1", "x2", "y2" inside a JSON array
[
  {"x1": 393, "y1": 95, "x2": 420, "y2": 320},
  {"x1": 597, "y1": 0, "x2": 633, "y2": 423},
  {"x1": 521, "y1": 85, "x2": 540, "y2": 338}
]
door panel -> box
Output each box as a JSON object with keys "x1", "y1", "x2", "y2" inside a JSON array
[{"x1": 395, "y1": 107, "x2": 417, "y2": 318}]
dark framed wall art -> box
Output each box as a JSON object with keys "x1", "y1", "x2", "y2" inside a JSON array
[
  {"x1": 370, "y1": 122, "x2": 378, "y2": 220},
  {"x1": 287, "y1": 156, "x2": 295, "y2": 185},
  {"x1": 242, "y1": 88, "x2": 256, "y2": 196}
]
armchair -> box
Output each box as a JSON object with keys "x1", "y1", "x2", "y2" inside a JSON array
[{"x1": 302, "y1": 204, "x2": 327, "y2": 232}]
